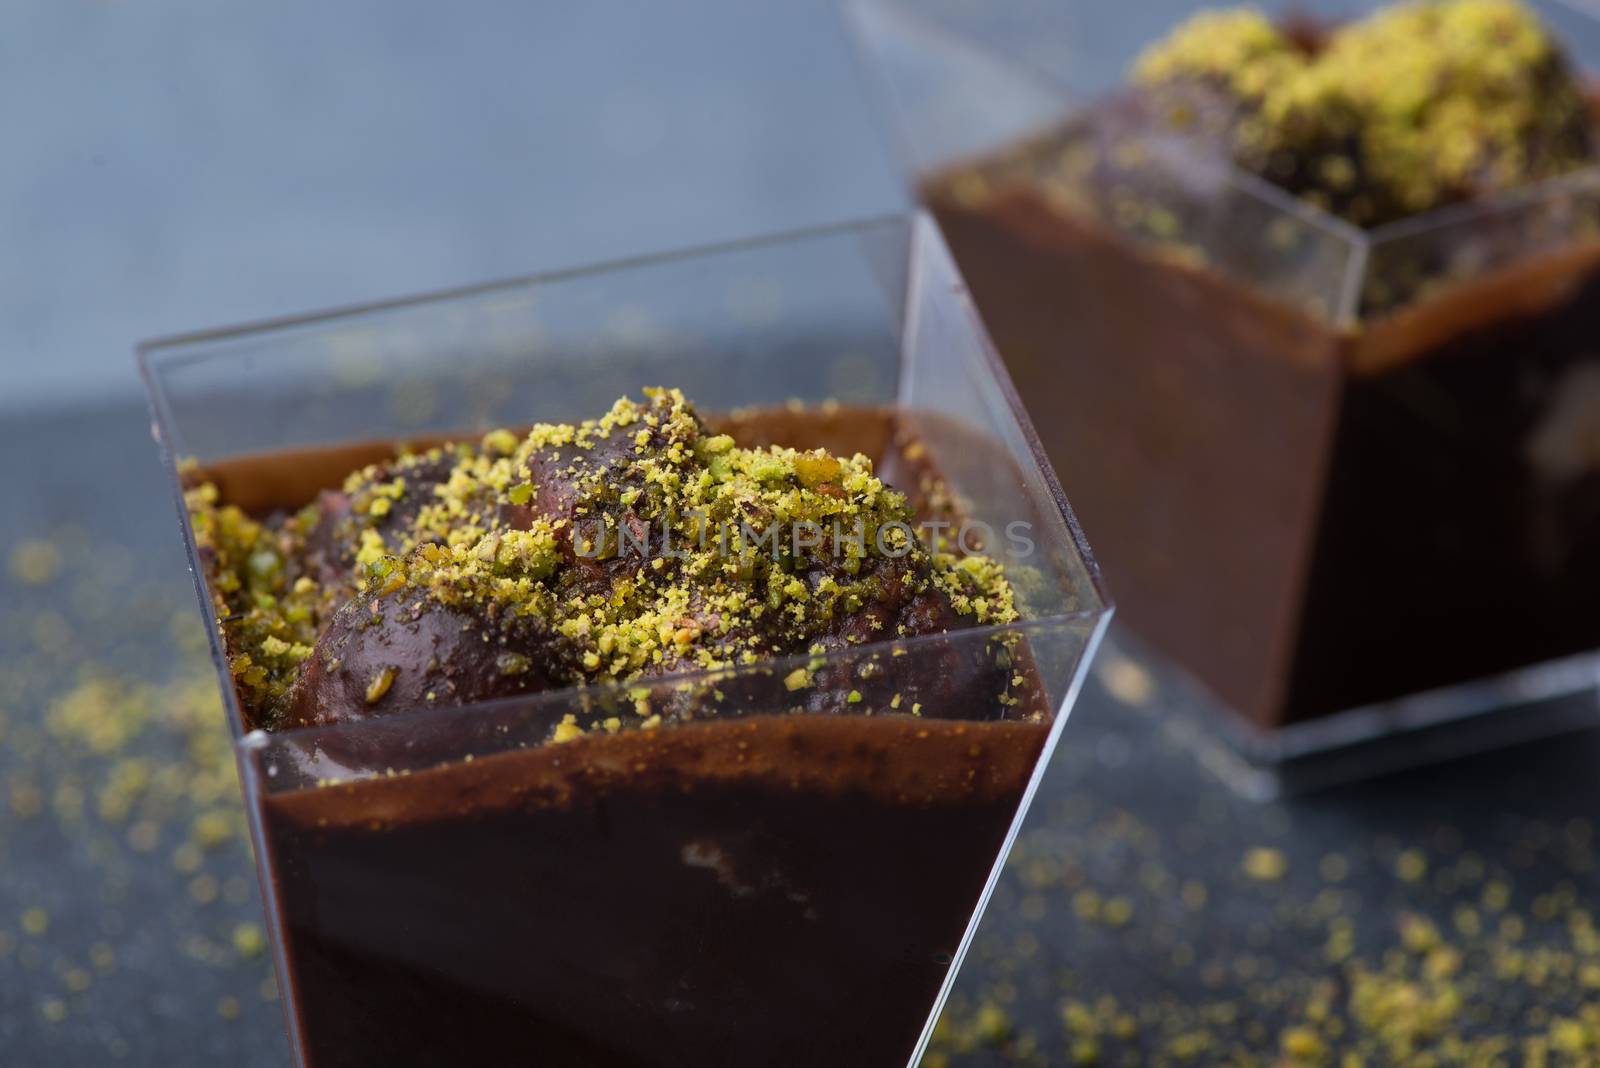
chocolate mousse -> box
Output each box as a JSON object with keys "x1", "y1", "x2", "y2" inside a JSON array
[
  {"x1": 923, "y1": 0, "x2": 1600, "y2": 728},
  {"x1": 187, "y1": 389, "x2": 1049, "y2": 1066}
]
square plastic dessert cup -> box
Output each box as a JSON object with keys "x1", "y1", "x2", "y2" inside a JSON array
[
  {"x1": 848, "y1": 0, "x2": 1600, "y2": 792},
  {"x1": 138, "y1": 213, "x2": 1111, "y2": 1067}
]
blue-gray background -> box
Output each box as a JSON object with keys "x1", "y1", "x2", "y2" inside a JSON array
[
  {"x1": 2, "y1": 0, "x2": 906, "y2": 414},
  {"x1": 11, "y1": 0, "x2": 1600, "y2": 417}
]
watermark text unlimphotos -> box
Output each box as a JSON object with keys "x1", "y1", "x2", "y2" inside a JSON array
[{"x1": 571, "y1": 513, "x2": 1035, "y2": 561}]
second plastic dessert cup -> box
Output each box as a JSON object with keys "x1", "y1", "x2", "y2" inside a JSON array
[
  {"x1": 849, "y1": 0, "x2": 1600, "y2": 787},
  {"x1": 139, "y1": 213, "x2": 1110, "y2": 1067}
]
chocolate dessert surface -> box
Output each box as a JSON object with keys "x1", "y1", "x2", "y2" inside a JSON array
[
  {"x1": 1132, "y1": 0, "x2": 1592, "y2": 229},
  {"x1": 186, "y1": 390, "x2": 1056, "y2": 1067},
  {"x1": 921, "y1": 0, "x2": 1600, "y2": 731},
  {"x1": 262, "y1": 709, "x2": 1049, "y2": 1068},
  {"x1": 937, "y1": 0, "x2": 1600, "y2": 319},
  {"x1": 187, "y1": 388, "x2": 1029, "y2": 736}
]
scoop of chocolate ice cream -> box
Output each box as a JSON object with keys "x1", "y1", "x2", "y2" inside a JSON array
[{"x1": 279, "y1": 587, "x2": 576, "y2": 731}]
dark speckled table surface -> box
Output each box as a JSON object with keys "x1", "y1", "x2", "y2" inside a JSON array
[{"x1": 4, "y1": 400, "x2": 1600, "y2": 1067}]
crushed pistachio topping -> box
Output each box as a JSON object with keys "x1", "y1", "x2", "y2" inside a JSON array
[
  {"x1": 363, "y1": 667, "x2": 396, "y2": 705},
  {"x1": 188, "y1": 388, "x2": 1024, "y2": 731},
  {"x1": 182, "y1": 483, "x2": 330, "y2": 713},
  {"x1": 1135, "y1": 9, "x2": 1297, "y2": 93},
  {"x1": 1133, "y1": 0, "x2": 1594, "y2": 226}
]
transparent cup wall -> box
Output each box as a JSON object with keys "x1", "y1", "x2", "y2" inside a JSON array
[
  {"x1": 140, "y1": 214, "x2": 1110, "y2": 1068},
  {"x1": 852, "y1": 0, "x2": 1600, "y2": 742}
]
